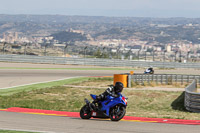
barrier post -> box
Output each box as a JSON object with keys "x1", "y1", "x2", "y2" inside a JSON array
[
  {"x1": 128, "y1": 75, "x2": 131, "y2": 88},
  {"x1": 128, "y1": 71, "x2": 134, "y2": 88}
]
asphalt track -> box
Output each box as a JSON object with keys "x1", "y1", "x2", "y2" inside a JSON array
[
  {"x1": 1, "y1": 62, "x2": 200, "y2": 89},
  {"x1": 0, "y1": 62, "x2": 132, "y2": 89},
  {"x1": 0, "y1": 69, "x2": 115, "y2": 89},
  {"x1": 1, "y1": 62, "x2": 200, "y2": 133},
  {"x1": 0, "y1": 109, "x2": 200, "y2": 133}
]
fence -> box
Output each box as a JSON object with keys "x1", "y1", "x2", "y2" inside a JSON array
[
  {"x1": 1, "y1": 54, "x2": 200, "y2": 68},
  {"x1": 184, "y1": 79, "x2": 200, "y2": 112},
  {"x1": 128, "y1": 74, "x2": 200, "y2": 87}
]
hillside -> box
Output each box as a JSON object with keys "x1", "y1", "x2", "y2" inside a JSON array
[{"x1": 51, "y1": 31, "x2": 88, "y2": 43}]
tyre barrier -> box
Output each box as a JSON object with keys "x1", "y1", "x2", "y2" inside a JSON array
[{"x1": 184, "y1": 79, "x2": 200, "y2": 112}]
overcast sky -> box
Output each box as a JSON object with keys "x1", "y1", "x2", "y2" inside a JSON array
[{"x1": 1, "y1": 0, "x2": 200, "y2": 18}]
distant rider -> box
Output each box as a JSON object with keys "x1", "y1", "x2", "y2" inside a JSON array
[
  {"x1": 90, "y1": 82, "x2": 124, "y2": 109},
  {"x1": 145, "y1": 67, "x2": 153, "y2": 73}
]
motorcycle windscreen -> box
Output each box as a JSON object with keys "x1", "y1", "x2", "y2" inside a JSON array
[{"x1": 90, "y1": 94, "x2": 97, "y2": 100}]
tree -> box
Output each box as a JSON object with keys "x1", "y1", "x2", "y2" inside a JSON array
[{"x1": 94, "y1": 48, "x2": 102, "y2": 58}]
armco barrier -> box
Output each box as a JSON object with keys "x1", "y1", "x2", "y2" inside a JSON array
[
  {"x1": 184, "y1": 79, "x2": 200, "y2": 112},
  {"x1": 1, "y1": 54, "x2": 200, "y2": 68},
  {"x1": 128, "y1": 74, "x2": 200, "y2": 87}
]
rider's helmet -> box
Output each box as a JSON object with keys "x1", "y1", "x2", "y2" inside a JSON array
[
  {"x1": 149, "y1": 66, "x2": 153, "y2": 70},
  {"x1": 114, "y1": 82, "x2": 124, "y2": 93}
]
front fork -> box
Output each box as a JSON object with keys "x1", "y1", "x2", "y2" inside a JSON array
[
  {"x1": 84, "y1": 98, "x2": 96, "y2": 111},
  {"x1": 84, "y1": 98, "x2": 90, "y2": 104},
  {"x1": 111, "y1": 106, "x2": 121, "y2": 116},
  {"x1": 116, "y1": 106, "x2": 121, "y2": 115}
]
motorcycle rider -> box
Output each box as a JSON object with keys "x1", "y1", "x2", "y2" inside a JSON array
[
  {"x1": 145, "y1": 66, "x2": 153, "y2": 73},
  {"x1": 90, "y1": 82, "x2": 124, "y2": 110}
]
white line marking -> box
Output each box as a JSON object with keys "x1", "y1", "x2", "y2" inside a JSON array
[{"x1": 0, "y1": 76, "x2": 83, "y2": 90}]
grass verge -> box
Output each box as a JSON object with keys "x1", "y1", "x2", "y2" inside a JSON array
[
  {"x1": 0, "y1": 77, "x2": 90, "y2": 96},
  {"x1": 131, "y1": 81, "x2": 190, "y2": 88},
  {"x1": 0, "y1": 130, "x2": 37, "y2": 133},
  {"x1": 0, "y1": 77, "x2": 199, "y2": 120}
]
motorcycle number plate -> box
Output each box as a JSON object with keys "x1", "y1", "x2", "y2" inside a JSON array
[{"x1": 92, "y1": 112, "x2": 97, "y2": 116}]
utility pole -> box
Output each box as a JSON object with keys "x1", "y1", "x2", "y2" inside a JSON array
[
  {"x1": 179, "y1": 51, "x2": 182, "y2": 62},
  {"x1": 3, "y1": 42, "x2": 6, "y2": 54},
  {"x1": 44, "y1": 43, "x2": 48, "y2": 56},
  {"x1": 144, "y1": 50, "x2": 147, "y2": 61},
  {"x1": 117, "y1": 47, "x2": 120, "y2": 59},
  {"x1": 129, "y1": 49, "x2": 132, "y2": 60},
  {"x1": 24, "y1": 43, "x2": 28, "y2": 55},
  {"x1": 138, "y1": 49, "x2": 141, "y2": 61},
  {"x1": 102, "y1": 47, "x2": 106, "y2": 58},
  {"x1": 187, "y1": 51, "x2": 190, "y2": 62},
  {"x1": 152, "y1": 50, "x2": 155, "y2": 61},
  {"x1": 163, "y1": 50, "x2": 167, "y2": 62},
  {"x1": 64, "y1": 44, "x2": 68, "y2": 56},
  {"x1": 84, "y1": 46, "x2": 87, "y2": 58},
  {"x1": 174, "y1": 51, "x2": 178, "y2": 62}
]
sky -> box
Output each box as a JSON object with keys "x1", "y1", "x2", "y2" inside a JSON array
[{"x1": 1, "y1": 0, "x2": 200, "y2": 18}]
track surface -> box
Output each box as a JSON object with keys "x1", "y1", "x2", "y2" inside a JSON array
[
  {"x1": 0, "y1": 62, "x2": 131, "y2": 89},
  {"x1": 1, "y1": 111, "x2": 200, "y2": 133},
  {"x1": 1, "y1": 62, "x2": 200, "y2": 133},
  {"x1": 0, "y1": 69, "x2": 116, "y2": 88},
  {"x1": 1, "y1": 62, "x2": 200, "y2": 89}
]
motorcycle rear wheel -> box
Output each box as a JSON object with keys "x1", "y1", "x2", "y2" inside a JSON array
[
  {"x1": 109, "y1": 105, "x2": 126, "y2": 121},
  {"x1": 80, "y1": 105, "x2": 92, "y2": 119},
  {"x1": 150, "y1": 71, "x2": 154, "y2": 74}
]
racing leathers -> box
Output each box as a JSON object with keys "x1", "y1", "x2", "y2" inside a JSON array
[{"x1": 93, "y1": 86, "x2": 120, "y2": 104}]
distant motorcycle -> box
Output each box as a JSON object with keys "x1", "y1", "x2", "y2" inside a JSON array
[
  {"x1": 144, "y1": 68, "x2": 154, "y2": 74},
  {"x1": 80, "y1": 93, "x2": 128, "y2": 121}
]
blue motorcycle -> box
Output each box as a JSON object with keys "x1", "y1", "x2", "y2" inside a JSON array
[{"x1": 80, "y1": 93, "x2": 128, "y2": 121}]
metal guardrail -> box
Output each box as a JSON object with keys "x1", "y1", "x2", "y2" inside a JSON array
[
  {"x1": 128, "y1": 74, "x2": 200, "y2": 87},
  {"x1": 1, "y1": 54, "x2": 200, "y2": 68},
  {"x1": 184, "y1": 79, "x2": 200, "y2": 112}
]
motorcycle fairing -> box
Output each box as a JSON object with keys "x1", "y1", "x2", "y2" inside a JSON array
[{"x1": 90, "y1": 94, "x2": 126, "y2": 116}]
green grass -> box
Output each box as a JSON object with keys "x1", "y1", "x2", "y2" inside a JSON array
[
  {"x1": 123, "y1": 90, "x2": 193, "y2": 119},
  {"x1": 0, "y1": 84, "x2": 103, "y2": 111},
  {"x1": 1, "y1": 77, "x2": 200, "y2": 120},
  {"x1": 82, "y1": 77, "x2": 113, "y2": 81},
  {"x1": 131, "y1": 81, "x2": 189, "y2": 88},
  {"x1": 0, "y1": 130, "x2": 37, "y2": 133}
]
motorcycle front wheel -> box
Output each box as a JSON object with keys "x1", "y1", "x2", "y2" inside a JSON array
[
  {"x1": 80, "y1": 105, "x2": 92, "y2": 119},
  {"x1": 109, "y1": 105, "x2": 126, "y2": 121}
]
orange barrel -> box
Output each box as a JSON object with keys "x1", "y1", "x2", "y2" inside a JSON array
[
  {"x1": 130, "y1": 71, "x2": 134, "y2": 75},
  {"x1": 113, "y1": 74, "x2": 128, "y2": 88}
]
